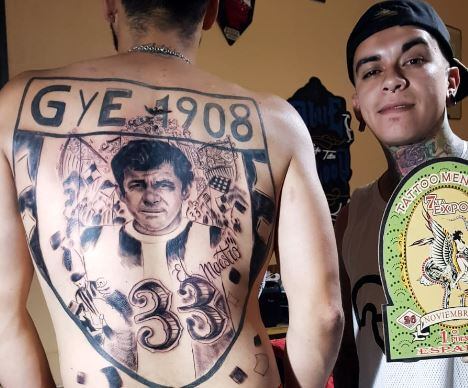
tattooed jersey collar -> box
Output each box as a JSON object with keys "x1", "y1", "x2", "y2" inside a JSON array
[{"x1": 124, "y1": 218, "x2": 190, "y2": 244}]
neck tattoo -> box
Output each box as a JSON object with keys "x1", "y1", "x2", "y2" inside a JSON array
[
  {"x1": 390, "y1": 138, "x2": 467, "y2": 178},
  {"x1": 128, "y1": 43, "x2": 192, "y2": 64}
]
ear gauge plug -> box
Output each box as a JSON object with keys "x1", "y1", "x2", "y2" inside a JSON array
[
  {"x1": 358, "y1": 120, "x2": 366, "y2": 132},
  {"x1": 353, "y1": 108, "x2": 366, "y2": 132},
  {"x1": 353, "y1": 105, "x2": 365, "y2": 132}
]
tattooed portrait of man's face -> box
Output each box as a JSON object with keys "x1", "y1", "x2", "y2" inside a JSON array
[
  {"x1": 13, "y1": 78, "x2": 275, "y2": 387},
  {"x1": 112, "y1": 140, "x2": 193, "y2": 236}
]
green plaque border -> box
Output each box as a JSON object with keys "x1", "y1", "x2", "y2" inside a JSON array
[{"x1": 379, "y1": 157, "x2": 468, "y2": 361}]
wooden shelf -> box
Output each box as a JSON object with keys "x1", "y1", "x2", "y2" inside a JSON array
[{"x1": 266, "y1": 325, "x2": 288, "y2": 337}]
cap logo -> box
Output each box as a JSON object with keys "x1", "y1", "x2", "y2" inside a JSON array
[{"x1": 373, "y1": 8, "x2": 399, "y2": 20}]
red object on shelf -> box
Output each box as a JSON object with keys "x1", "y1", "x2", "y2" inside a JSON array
[
  {"x1": 218, "y1": 0, "x2": 256, "y2": 45},
  {"x1": 270, "y1": 338, "x2": 334, "y2": 388}
]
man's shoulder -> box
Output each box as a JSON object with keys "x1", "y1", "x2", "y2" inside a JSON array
[
  {"x1": 0, "y1": 70, "x2": 40, "y2": 108},
  {"x1": 251, "y1": 92, "x2": 312, "y2": 151},
  {"x1": 0, "y1": 70, "x2": 50, "y2": 155},
  {"x1": 0, "y1": 67, "x2": 71, "y2": 113}
]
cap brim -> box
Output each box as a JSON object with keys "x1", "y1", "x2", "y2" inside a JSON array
[{"x1": 452, "y1": 58, "x2": 468, "y2": 102}]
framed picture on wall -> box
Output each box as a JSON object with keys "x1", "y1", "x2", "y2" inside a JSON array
[
  {"x1": 0, "y1": 0, "x2": 8, "y2": 88},
  {"x1": 447, "y1": 25, "x2": 461, "y2": 120}
]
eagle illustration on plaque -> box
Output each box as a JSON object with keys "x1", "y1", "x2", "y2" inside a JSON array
[{"x1": 380, "y1": 158, "x2": 468, "y2": 361}]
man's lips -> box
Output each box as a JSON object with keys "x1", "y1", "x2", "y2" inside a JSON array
[
  {"x1": 140, "y1": 209, "x2": 166, "y2": 214},
  {"x1": 378, "y1": 103, "x2": 415, "y2": 114}
]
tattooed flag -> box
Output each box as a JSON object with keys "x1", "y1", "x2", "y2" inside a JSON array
[
  {"x1": 218, "y1": 0, "x2": 256, "y2": 45},
  {"x1": 83, "y1": 163, "x2": 101, "y2": 185}
]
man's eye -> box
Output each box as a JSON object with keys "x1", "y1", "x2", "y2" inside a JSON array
[
  {"x1": 128, "y1": 183, "x2": 145, "y2": 191},
  {"x1": 405, "y1": 57, "x2": 425, "y2": 66},
  {"x1": 159, "y1": 183, "x2": 175, "y2": 190},
  {"x1": 362, "y1": 69, "x2": 381, "y2": 79}
]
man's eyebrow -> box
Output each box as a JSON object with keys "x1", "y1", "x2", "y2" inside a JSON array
[
  {"x1": 126, "y1": 178, "x2": 145, "y2": 185},
  {"x1": 155, "y1": 179, "x2": 176, "y2": 186},
  {"x1": 355, "y1": 55, "x2": 381, "y2": 75},
  {"x1": 401, "y1": 37, "x2": 429, "y2": 53}
]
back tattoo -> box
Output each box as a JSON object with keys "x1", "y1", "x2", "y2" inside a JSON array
[{"x1": 13, "y1": 77, "x2": 276, "y2": 387}]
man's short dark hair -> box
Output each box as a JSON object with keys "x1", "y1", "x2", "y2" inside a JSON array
[
  {"x1": 453, "y1": 230, "x2": 463, "y2": 242},
  {"x1": 121, "y1": 0, "x2": 210, "y2": 37},
  {"x1": 111, "y1": 139, "x2": 194, "y2": 195}
]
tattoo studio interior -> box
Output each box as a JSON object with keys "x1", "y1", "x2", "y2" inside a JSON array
[{"x1": 1, "y1": 0, "x2": 467, "y2": 387}]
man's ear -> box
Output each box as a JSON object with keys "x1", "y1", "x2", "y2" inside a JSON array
[
  {"x1": 116, "y1": 185, "x2": 125, "y2": 201},
  {"x1": 182, "y1": 186, "x2": 191, "y2": 200},
  {"x1": 103, "y1": 0, "x2": 118, "y2": 23},
  {"x1": 352, "y1": 93, "x2": 366, "y2": 132},
  {"x1": 202, "y1": 0, "x2": 219, "y2": 31},
  {"x1": 446, "y1": 65, "x2": 460, "y2": 106}
]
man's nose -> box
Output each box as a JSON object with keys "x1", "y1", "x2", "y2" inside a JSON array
[
  {"x1": 143, "y1": 189, "x2": 162, "y2": 205},
  {"x1": 382, "y1": 66, "x2": 408, "y2": 93}
]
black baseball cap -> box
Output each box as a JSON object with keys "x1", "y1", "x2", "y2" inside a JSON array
[{"x1": 346, "y1": 0, "x2": 467, "y2": 102}]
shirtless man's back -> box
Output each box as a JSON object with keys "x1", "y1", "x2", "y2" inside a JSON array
[{"x1": 0, "y1": 1, "x2": 343, "y2": 387}]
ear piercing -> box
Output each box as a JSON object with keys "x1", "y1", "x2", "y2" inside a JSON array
[
  {"x1": 358, "y1": 120, "x2": 366, "y2": 132},
  {"x1": 449, "y1": 91, "x2": 457, "y2": 106}
]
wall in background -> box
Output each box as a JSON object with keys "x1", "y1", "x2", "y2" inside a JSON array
[
  {"x1": 0, "y1": 0, "x2": 8, "y2": 87},
  {"x1": 4, "y1": 0, "x2": 467, "y2": 385}
]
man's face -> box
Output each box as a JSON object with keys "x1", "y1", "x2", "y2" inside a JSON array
[
  {"x1": 352, "y1": 26, "x2": 454, "y2": 147},
  {"x1": 120, "y1": 163, "x2": 188, "y2": 235}
]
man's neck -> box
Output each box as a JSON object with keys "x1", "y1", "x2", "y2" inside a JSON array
[
  {"x1": 117, "y1": 24, "x2": 200, "y2": 64},
  {"x1": 378, "y1": 119, "x2": 466, "y2": 200}
]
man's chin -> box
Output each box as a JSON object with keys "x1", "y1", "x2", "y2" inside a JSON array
[
  {"x1": 372, "y1": 127, "x2": 428, "y2": 148},
  {"x1": 133, "y1": 219, "x2": 180, "y2": 236},
  {"x1": 384, "y1": 134, "x2": 431, "y2": 148},
  {"x1": 371, "y1": 119, "x2": 438, "y2": 148}
]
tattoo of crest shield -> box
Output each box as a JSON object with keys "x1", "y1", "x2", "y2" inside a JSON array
[{"x1": 13, "y1": 78, "x2": 276, "y2": 386}]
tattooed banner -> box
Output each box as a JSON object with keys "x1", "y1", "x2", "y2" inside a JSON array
[
  {"x1": 13, "y1": 78, "x2": 275, "y2": 387},
  {"x1": 380, "y1": 158, "x2": 468, "y2": 361}
]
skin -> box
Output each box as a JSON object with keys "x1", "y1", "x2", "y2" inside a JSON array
[
  {"x1": 0, "y1": 150, "x2": 55, "y2": 388},
  {"x1": 0, "y1": 0, "x2": 343, "y2": 387},
  {"x1": 120, "y1": 163, "x2": 189, "y2": 236},
  {"x1": 334, "y1": 26, "x2": 467, "y2": 388}
]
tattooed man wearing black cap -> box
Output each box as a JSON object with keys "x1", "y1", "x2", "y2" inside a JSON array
[
  {"x1": 0, "y1": 1, "x2": 343, "y2": 387},
  {"x1": 334, "y1": 1, "x2": 468, "y2": 387}
]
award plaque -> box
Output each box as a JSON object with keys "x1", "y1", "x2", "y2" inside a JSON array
[{"x1": 380, "y1": 158, "x2": 468, "y2": 361}]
